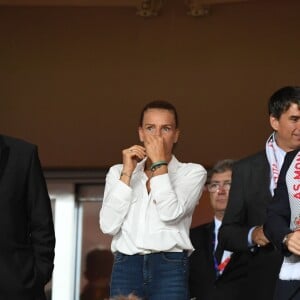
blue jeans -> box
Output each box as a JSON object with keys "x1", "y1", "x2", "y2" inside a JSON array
[
  {"x1": 110, "y1": 251, "x2": 189, "y2": 300},
  {"x1": 273, "y1": 279, "x2": 300, "y2": 300}
]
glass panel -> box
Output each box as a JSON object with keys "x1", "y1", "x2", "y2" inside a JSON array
[
  {"x1": 47, "y1": 182, "x2": 77, "y2": 300},
  {"x1": 80, "y1": 201, "x2": 113, "y2": 300}
]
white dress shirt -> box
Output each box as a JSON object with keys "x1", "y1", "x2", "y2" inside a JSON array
[
  {"x1": 214, "y1": 217, "x2": 232, "y2": 269},
  {"x1": 100, "y1": 155, "x2": 207, "y2": 255}
]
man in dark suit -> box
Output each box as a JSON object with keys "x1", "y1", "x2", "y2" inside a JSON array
[
  {"x1": 218, "y1": 86, "x2": 300, "y2": 300},
  {"x1": 189, "y1": 159, "x2": 248, "y2": 300},
  {"x1": 0, "y1": 135, "x2": 55, "y2": 300},
  {"x1": 264, "y1": 149, "x2": 300, "y2": 300}
]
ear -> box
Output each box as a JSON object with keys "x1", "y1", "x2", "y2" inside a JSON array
[
  {"x1": 138, "y1": 126, "x2": 144, "y2": 143},
  {"x1": 174, "y1": 129, "x2": 180, "y2": 143},
  {"x1": 269, "y1": 115, "x2": 279, "y2": 131}
]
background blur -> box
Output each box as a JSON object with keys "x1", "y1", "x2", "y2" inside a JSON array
[
  {"x1": 2, "y1": 0, "x2": 300, "y2": 168},
  {"x1": 1, "y1": 0, "x2": 300, "y2": 299}
]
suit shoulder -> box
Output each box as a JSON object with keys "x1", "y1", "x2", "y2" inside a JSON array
[
  {"x1": 190, "y1": 222, "x2": 211, "y2": 236},
  {"x1": 190, "y1": 222, "x2": 212, "y2": 246},
  {"x1": 234, "y1": 150, "x2": 266, "y2": 167},
  {"x1": 0, "y1": 135, "x2": 37, "y2": 153},
  {"x1": 1, "y1": 134, "x2": 36, "y2": 149}
]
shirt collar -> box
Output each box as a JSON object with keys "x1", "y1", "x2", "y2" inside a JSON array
[
  {"x1": 273, "y1": 132, "x2": 287, "y2": 168},
  {"x1": 214, "y1": 217, "x2": 222, "y2": 232}
]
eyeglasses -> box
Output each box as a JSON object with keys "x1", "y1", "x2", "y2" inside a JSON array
[{"x1": 207, "y1": 182, "x2": 231, "y2": 193}]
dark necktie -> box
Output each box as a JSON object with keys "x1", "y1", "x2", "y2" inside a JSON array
[{"x1": 213, "y1": 230, "x2": 231, "y2": 277}]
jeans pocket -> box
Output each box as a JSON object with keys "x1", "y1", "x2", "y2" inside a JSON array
[
  {"x1": 161, "y1": 251, "x2": 187, "y2": 263},
  {"x1": 113, "y1": 252, "x2": 128, "y2": 264}
]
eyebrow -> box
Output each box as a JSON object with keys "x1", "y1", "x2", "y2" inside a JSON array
[
  {"x1": 210, "y1": 180, "x2": 231, "y2": 183},
  {"x1": 144, "y1": 123, "x2": 175, "y2": 127}
]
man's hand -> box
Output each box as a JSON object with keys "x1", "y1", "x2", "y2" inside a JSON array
[
  {"x1": 252, "y1": 225, "x2": 270, "y2": 247},
  {"x1": 285, "y1": 230, "x2": 300, "y2": 255}
]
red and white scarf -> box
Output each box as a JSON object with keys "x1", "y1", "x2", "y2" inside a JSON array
[
  {"x1": 279, "y1": 151, "x2": 300, "y2": 280},
  {"x1": 265, "y1": 133, "x2": 285, "y2": 195}
]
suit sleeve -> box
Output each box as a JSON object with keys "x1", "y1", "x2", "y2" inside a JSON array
[
  {"x1": 264, "y1": 151, "x2": 294, "y2": 253},
  {"x1": 27, "y1": 147, "x2": 55, "y2": 285},
  {"x1": 218, "y1": 162, "x2": 250, "y2": 252}
]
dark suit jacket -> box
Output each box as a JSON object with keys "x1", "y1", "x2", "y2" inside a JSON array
[
  {"x1": 264, "y1": 149, "x2": 298, "y2": 250},
  {"x1": 218, "y1": 151, "x2": 282, "y2": 300},
  {"x1": 264, "y1": 149, "x2": 300, "y2": 299},
  {"x1": 0, "y1": 135, "x2": 55, "y2": 300},
  {"x1": 189, "y1": 221, "x2": 247, "y2": 300}
]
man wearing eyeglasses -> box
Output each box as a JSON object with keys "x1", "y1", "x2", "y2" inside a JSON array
[{"x1": 189, "y1": 159, "x2": 246, "y2": 300}]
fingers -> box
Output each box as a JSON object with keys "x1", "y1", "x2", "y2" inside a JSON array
[
  {"x1": 143, "y1": 135, "x2": 166, "y2": 161},
  {"x1": 123, "y1": 145, "x2": 146, "y2": 162},
  {"x1": 252, "y1": 226, "x2": 270, "y2": 247},
  {"x1": 128, "y1": 145, "x2": 146, "y2": 160},
  {"x1": 287, "y1": 231, "x2": 300, "y2": 255}
]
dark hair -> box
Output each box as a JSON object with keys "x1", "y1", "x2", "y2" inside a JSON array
[
  {"x1": 85, "y1": 248, "x2": 113, "y2": 280},
  {"x1": 268, "y1": 86, "x2": 300, "y2": 119},
  {"x1": 139, "y1": 100, "x2": 179, "y2": 128},
  {"x1": 206, "y1": 159, "x2": 235, "y2": 184}
]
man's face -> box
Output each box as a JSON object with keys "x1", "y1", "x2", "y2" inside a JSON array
[
  {"x1": 208, "y1": 170, "x2": 232, "y2": 214},
  {"x1": 270, "y1": 103, "x2": 300, "y2": 152}
]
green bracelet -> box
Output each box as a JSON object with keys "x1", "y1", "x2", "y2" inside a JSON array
[{"x1": 150, "y1": 160, "x2": 168, "y2": 172}]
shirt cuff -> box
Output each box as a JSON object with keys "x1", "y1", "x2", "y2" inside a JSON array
[{"x1": 248, "y1": 227, "x2": 256, "y2": 247}]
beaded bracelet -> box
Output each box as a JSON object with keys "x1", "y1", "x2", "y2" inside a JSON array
[
  {"x1": 150, "y1": 160, "x2": 168, "y2": 172},
  {"x1": 120, "y1": 172, "x2": 131, "y2": 178}
]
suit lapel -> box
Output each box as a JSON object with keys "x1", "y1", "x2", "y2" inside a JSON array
[
  {"x1": 207, "y1": 222, "x2": 215, "y2": 254},
  {"x1": 0, "y1": 135, "x2": 10, "y2": 182}
]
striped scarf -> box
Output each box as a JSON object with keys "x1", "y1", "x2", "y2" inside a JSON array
[
  {"x1": 265, "y1": 133, "x2": 281, "y2": 195},
  {"x1": 279, "y1": 151, "x2": 300, "y2": 280}
]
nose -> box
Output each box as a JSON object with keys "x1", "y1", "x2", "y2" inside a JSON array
[
  {"x1": 149, "y1": 129, "x2": 158, "y2": 136},
  {"x1": 157, "y1": 129, "x2": 163, "y2": 136},
  {"x1": 151, "y1": 129, "x2": 161, "y2": 136},
  {"x1": 217, "y1": 185, "x2": 227, "y2": 193}
]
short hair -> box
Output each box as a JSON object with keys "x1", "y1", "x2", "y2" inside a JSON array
[
  {"x1": 206, "y1": 159, "x2": 235, "y2": 184},
  {"x1": 139, "y1": 100, "x2": 179, "y2": 128},
  {"x1": 268, "y1": 86, "x2": 300, "y2": 119},
  {"x1": 85, "y1": 248, "x2": 113, "y2": 280}
]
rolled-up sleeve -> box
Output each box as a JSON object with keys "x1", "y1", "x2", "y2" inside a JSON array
[
  {"x1": 99, "y1": 166, "x2": 133, "y2": 235},
  {"x1": 150, "y1": 164, "x2": 207, "y2": 224}
]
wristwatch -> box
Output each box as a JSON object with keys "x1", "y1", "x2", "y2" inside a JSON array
[{"x1": 282, "y1": 234, "x2": 289, "y2": 248}]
